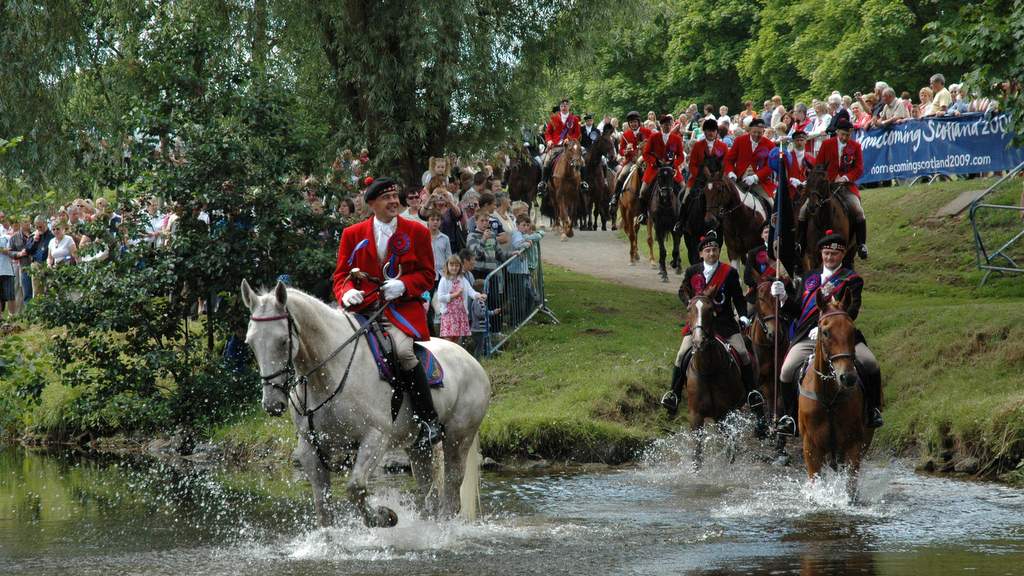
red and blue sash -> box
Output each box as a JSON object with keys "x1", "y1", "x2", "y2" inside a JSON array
[
  {"x1": 558, "y1": 115, "x2": 573, "y2": 143},
  {"x1": 797, "y1": 268, "x2": 857, "y2": 328}
]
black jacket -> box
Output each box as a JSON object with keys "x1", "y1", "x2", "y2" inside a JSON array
[
  {"x1": 780, "y1": 267, "x2": 863, "y2": 342},
  {"x1": 679, "y1": 262, "x2": 746, "y2": 337}
]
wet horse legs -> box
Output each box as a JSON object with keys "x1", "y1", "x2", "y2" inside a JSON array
[{"x1": 346, "y1": 429, "x2": 398, "y2": 527}]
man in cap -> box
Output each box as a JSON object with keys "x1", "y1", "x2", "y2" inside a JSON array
[
  {"x1": 783, "y1": 130, "x2": 816, "y2": 200},
  {"x1": 538, "y1": 98, "x2": 583, "y2": 195},
  {"x1": 332, "y1": 177, "x2": 445, "y2": 447},
  {"x1": 661, "y1": 231, "x2": 761, "y2": 417},
  {"x1": 580, "y1": 113, "x2": 600, "y2": 150},
  {"x1": 770, "y1": 229, "x2": 883, "y2": 429},
  {"x1": 800, "y1": 116, "x2": 868, "y2": 259},
  {"x1": 609, "y1": 110, "x2": 653, "y2": 217},
  {"x1": 725, "y1": 117, "x2": 777, "y2": 209},
  {"x1": 637, "y1": 114, "x2": 685, "y2": 225}
]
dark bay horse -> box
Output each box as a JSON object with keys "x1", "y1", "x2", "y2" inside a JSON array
[
  {"x1": 680, "y1": 158, "x2": 724, "y2": 266},
  {"x1": 746, "y1": 269, "x2": 795, "y2": 461},
  {"x1": 552, "y1": 139, "x2": 583, "y2": 240},
  {"x1": 802, "y1": 165, "x2": 857, "y2": 270},
  {"x1": 583, "y1": 130, "x2": 616, "y2": 231},
  {"x1": 798, "y1": 289, "x2": 874, "y2": 498},
  {"x1": 705, "y1": 179, "x2": 765, "y2": 270},
  {"x1": 619, "y1": 162, "x2": 644, "y2": 264},
  {"x1": 650, "y1": 163, "x2": 684, "y2": 282},
  {"x1": 505, "y1": 146, "x2": 540, "y2": 212},
  {"x1": 684, "y1": 288, "x2": 748, "y2": 467}
]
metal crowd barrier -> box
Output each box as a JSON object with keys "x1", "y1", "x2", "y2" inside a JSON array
[
  {"x1": 969, "y1": 160, "x2": 1024, "y2": 286},
  {"x1": 481, "y1": 241, "x2": 558, "y2": 356}
]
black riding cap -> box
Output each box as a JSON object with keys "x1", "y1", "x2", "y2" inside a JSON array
[
  {"x1": 817, "y1": 229, "x2": 846, "y2": 251},
  {"x1": 749, "y1": 118, "x2": 766, "y2": 128},
  {"x1": 364, "y1": 177, "x2": 400, "y2": 203},
  {"x1": 626, "y1": 111, "x2": 641, "y2": 122},
  {"x1": 702, "y1": 118, "x2": 719, "y2": 133},
  {"x1": 699, "y1": 230, "x2": 721, "y2": 251}
]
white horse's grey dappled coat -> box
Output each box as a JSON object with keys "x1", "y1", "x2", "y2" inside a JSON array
[{"x1": 241, "y1": 280, "x2": 490, "y2": 527}]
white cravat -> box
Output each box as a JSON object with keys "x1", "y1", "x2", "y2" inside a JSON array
[
  {"x1": 751, "y1": 137, "x2": 759, "y2": 153},
  {"x1": 703, "y1": 261, "x2": 718, "y2": 283},
  {"x1": 795, "y1": 150, "x2": 805, "y2": 164},
  {"x1": 662, "y1": 132, "x2": 669, "y2": 145},
  {"x1": 373, "y1": 216, "x2": 397, "y2": 263},
  {"x1": 560, "y1": 112, "x2": 569, "y2": 123},
  {"x1": 821, "y1": 265, "x2": 836, "y2": 284},
  {"x1": 837, "y1": 140, "x2": 846, "y2": 160}
]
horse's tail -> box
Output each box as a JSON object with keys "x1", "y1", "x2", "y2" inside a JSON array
[{"x1": 459, "y1": 432, "x2": 482, "y2": 521}]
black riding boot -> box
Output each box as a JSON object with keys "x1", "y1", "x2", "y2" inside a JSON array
[
  {"x1": 865, "y1": 370, "x2": 884, "y2": 428},
  {"x1": 796, "y1": 218, "x2": 809, "y2": 256},
  {"x1": 661, "y1": 350, "x2": 691, "y2": 418},
  {"x1": 404, "y1": 364, "x2": 445, "y2": 447},
  {"x1": 741, "y1": 362, "x2": 767, "y2": 437},
  {"x1": 580, "y1": 165, "x2": 590, "y2": 191},
  {"x1": 855, "y1": 219, "x2": 869, "y2": 259},
  {"x1": 637, "y1": 183, "x2": 651, "y2": 225},
  {"x1": 538, "y1": 164, "x2": 550, "y2": 195}
]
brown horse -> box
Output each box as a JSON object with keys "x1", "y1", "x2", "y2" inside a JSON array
[
  {"x1": 746, "y1": 269, "x2": 795, "y2": 461},
  {"x1": 798, "y1": 289, "x2": 874, "y2": 498},
  {"x1": 552, "y1": 139, "x2": 583, "y2": 240},
  {"x1": 802, "y1": 165, "x2": 856, "y2": 271},
  {"x1": 705, "y1": 178, "x2": 765, "y2": 270},
  {"x1": 684, "y1": 288, "x2": 748, "y2": 467},
  {"x1": 619, "y1": 162, "x2": 644, "y2": 264}
]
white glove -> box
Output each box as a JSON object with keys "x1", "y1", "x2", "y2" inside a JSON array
[
  {"x1": 341, "y1": 289, "x2": 364, "y2": 307},
  {"x1": 836, "y1": 175, "x2": 849, "y2": 183},
  {"x1": 770, "y1": 280, "x2": 787, "y2": 302},
  {"x1": 727, "y1": 171, "x2": 737, "y2": 181},
  {"x1": 809, "y1": 327, "x2": 819, "y2": 341},
  {"x1": 546, "y1": 140, "x2": 554, "y2": 148},
  {"x1": 743, "y1": 174, "x2": 759, "y2": 186},
  {"x1": 382, "y1": 278, "x2": 406, "y2": 301},
  {"x1": 789, "y1": 177, "x2": 803, "y2": 188},
  {"x1": 739, "y1": 316, "x2": 751, "y2": 329}
]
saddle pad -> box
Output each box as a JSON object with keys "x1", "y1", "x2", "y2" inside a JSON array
[
  {"x1": 738, "y1": 188, "x2": 768, "y2": 221},
  {"x1": 354, "y1": 314, "x2": 444, "y2": 388}
]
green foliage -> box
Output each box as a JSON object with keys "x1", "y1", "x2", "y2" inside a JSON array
[{"x1": 924, "y1": 0, "x2": 1024, "y2": 142}]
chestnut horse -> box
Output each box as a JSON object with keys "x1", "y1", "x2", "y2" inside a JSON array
[
  {"x1": 802, "y1": 164, "x2": 857, "y2": 271},
  {"x1": 705, "y1": 178, "x2": 765, "y2": 270},
  {"x1": 552, "y1": 139, "x2": 583, "y2": 240},
  {"x1": 798, "y1": 290, "x2": 874, "y2": 498},
  {"x1": 684, "y1": 288, "x2": 748, "y2": 467},
  {"x1": 619, "y1": 162, "x2": 644, "y2": 264}
]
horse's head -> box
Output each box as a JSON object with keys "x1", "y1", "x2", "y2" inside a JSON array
[
  {"x1": 703, "y1": 178, "x2": 735, "y2": 230},
  {"x1": 687, "y1": 285, "x2": 720, "y2": 352},
  {"x1": 752, "y1": 274, "x2": 786, "y2": 345},
  {"x1": 805, "y1": 163, "x2": 832, "y2": 206},
  {"x1": 814, "y1": 287, "x2": 858, "y2": 389},
  {"x1": 565, "y1": 139, "x2": 583, "y2": 168},
  {"x1": 241, "y1": 278, "x2": 297, "y2": 416},
  {"x1": 655, "y1": 163, "x2": 676, "y2": 203}
]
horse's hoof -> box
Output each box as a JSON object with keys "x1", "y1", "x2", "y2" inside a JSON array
[
  {"x1": 367, "y1": 506, "x2": 398, "y2": 528},
  {"x1": 772, "y1": 454, "x2": 791, "y2": 467},
  {"x1": 611, "y1": 225, "x2": 617, "y2": 231},
  {"x1": 560, "y1": 234, "x2": 568, "y2": 242}
]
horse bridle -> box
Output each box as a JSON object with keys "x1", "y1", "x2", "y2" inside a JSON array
[{"x1": 810, "y1": 310, "x2": 857, "y2": 388}]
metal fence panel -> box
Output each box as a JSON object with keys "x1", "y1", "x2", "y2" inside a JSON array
[{"x1": 481, "y1": 242, "x2": 557, "y2": 356}]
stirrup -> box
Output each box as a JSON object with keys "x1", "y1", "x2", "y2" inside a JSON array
[
  {"x1": 776, "y1": 415, "x2": 797, "y2": 436},
  {"x1": 747, "y1": 390, "x2": 764, "y2": 408},
  {"x1": 660, "y1": 391, "x2": 679, "y2": 411},
  {"x1": 867, "y1": 408, "x2": 883, "y2": 429},
  {"x1": 415, "y1": 419, "x2": 445, "y2": 447},
  {"x1": 858, "y1": 244, "x2": 869, "y2": 260}
]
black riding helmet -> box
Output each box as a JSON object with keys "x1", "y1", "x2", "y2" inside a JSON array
[
  {"x1": 702, "y1": 118, "x2": 719, "y2": 133},
  {"x1": 626, "y1": 110, "x2": 641, "y2": 122}
]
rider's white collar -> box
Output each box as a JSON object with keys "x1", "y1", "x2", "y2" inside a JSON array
[
  {"x1": 703, "y1": 261, "x2": 718, "y2": 281},
  {"x1": 822, "y1": 265, "x2": 837, "y2": 282},
  {"x1": 560, "y1": 112, "x2": 569, "y2": 122}
]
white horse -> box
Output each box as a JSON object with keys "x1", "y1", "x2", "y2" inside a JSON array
[{"x1": 241, "y1": 280, "x2": 491, "y2": 527}]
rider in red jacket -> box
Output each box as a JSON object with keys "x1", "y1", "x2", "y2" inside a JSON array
[
  {"x1": 538, "y1": 98, "x2": 583, "y2": 195},
  {"x1": 638, "y1": 115, "x2": 684, "y2": 224},
  {"x1": 609, "y1": 110, "x2": 653, "y2": 216},
  {"x1": 333, "y1": 177, "x2": 443, "y2": 446}
]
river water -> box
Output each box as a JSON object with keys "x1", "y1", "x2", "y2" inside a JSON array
[{"x1": 3, "y1": 428, "x2": 1024, "y2": 576}]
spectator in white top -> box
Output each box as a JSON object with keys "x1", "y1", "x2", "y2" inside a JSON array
[
  {"x1": 807, "y1": 101, "x2": 832, "y2": 155},
  {"x1": 47, "y1": 223, "x2": 77, "y2": 268},
  {"x1": 400, "y1": 186, "x2": 428, "y2": 227},
  {"x1": 931, "y1": 73, "x2": 953, "y2": 112}
]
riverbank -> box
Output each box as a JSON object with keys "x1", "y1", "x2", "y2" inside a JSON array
[{"x1": 3, "y1": 177, "x2": 1023, "y2": 480}]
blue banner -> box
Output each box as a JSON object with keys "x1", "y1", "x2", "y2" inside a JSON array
[{"x1": 854, "y1": 113, "x2": 1024, "y2": 183}]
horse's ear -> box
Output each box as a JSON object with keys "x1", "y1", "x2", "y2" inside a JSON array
[
  {"x1": 838, "y1": 285, "x2": 852, "y2": 311},
  {"x1": 703, "y1": 283, "x2": 718, "y2": 297},
  {"x1": 816, "y1": 286, "x2": 831, "y2": 312},
  {"x1": 274, "y1": 281, "x2": 288, "y2": 307},
  {"x1": 240, "y1": 279, "x2": 255, "y2": 310}
]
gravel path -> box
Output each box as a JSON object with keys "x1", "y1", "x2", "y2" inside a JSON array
[{"x1": 540, "y1": 228, "x2": 682, "y2": 294}]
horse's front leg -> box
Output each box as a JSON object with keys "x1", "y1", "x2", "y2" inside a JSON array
[
  {"x1": 347, "y1": 429, "x2": 397, "y2": 528},
  {"x1": 690, "y1": 413, "x2": 706, "y2": 471},
  {"x1": 295, "y1": 435, "x2": 333, "y2": 527},
  {"x1": 658, "y1": 232, "x2": 668, "y2": 282},
  {"x1": 408, "y1": 444, "x2": 439, "y2": 517}
]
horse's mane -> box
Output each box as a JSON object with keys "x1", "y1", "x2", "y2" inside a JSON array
[{"x1": 258, "y1": 286, "x2": 353, "y2": 343}]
